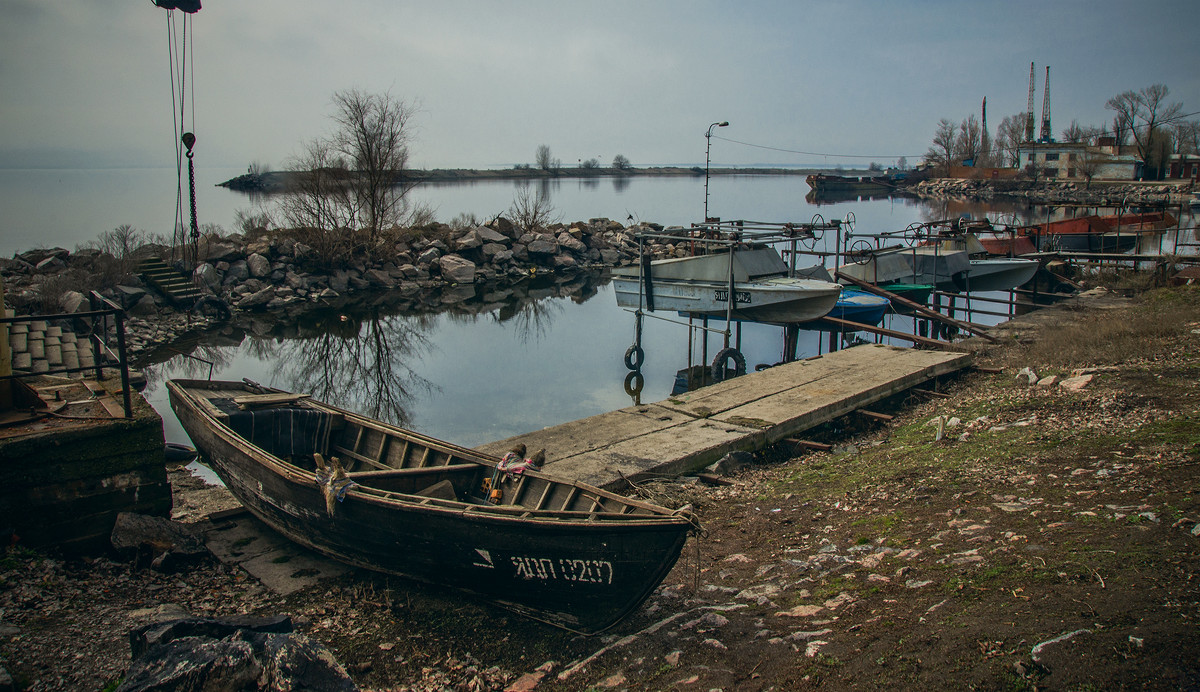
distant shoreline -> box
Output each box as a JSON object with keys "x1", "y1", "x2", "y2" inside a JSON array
[{"x1": 217, "y1": 166, "x2": 852, "y2": 193}]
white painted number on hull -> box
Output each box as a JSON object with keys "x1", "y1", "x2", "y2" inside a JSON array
[
  {"x1": 714, "y1": 289, "x2": 751, "y2": 304},
  {"x1": 510, "y1": 556, "x2": 614, "y2": 584},
  {"x1": 473, "y1": 549, "x2": 494, "y2": 568}
]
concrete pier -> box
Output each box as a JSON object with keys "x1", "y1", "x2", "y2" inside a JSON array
[{"x1": 478, "y1": 344, "x2": 972, "y2": 490}]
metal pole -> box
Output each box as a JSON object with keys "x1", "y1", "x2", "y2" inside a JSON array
[{"x1": 704, "y1": 121, "x2": 728, "y2": 221}]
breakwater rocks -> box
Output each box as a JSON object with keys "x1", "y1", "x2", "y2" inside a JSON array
[
  {"x1": 914, "y1": 178, "x2": 1193, "y2": 206},
  {"x1": 0, "y1": 218, "x2": 654, "y2": 359}
]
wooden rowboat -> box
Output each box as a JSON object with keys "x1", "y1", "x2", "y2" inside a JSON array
[{"x1": 166, "y1": 379, "x2": 697, "y2": 634}]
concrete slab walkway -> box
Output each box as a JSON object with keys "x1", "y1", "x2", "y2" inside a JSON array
[{"x1": 478, "y1": 344, "x2": 972, "y2": 490}]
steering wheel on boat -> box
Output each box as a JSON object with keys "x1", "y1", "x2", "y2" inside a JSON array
[
  {"x1": 904, "y1": 222, "x2": 927, "y2": 246},
  {"x1": 847, "y1": 239, "x2": 874, "y2": 263}
]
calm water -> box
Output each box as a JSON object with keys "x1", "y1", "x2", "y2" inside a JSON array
[
  {"x1": 1, "y1": 166, "x2": 941, "y2": 256},
  {"x1": 5, "y1": 168, "x2": 1193, "y2": 451}
]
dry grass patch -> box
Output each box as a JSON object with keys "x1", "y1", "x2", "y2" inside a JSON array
[{"x1": 996, "y1": 286, "x2": 1200, "y2": 370}]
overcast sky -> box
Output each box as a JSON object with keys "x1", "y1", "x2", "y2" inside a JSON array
[{"x1": 2, "y1": 1, "x2": 1197, "y2": 171}]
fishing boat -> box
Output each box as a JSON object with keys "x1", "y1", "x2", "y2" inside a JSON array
[
  {"x1": 166, "y1": 379, "x2": 696, "y2": 634},
  {"x1": 839, "y1": 240, "x2": 1037, "y2": 293},
  {"x1": 611, "y1": 247, "x2": 843, "y2": 325},
  {"x1": 1028, "y1": 216, "x2": 1140, "y2": 253}
]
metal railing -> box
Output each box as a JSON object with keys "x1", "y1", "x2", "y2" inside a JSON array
[{"x1": 1, "y1": 291, "x2": 133, "y2": 417}]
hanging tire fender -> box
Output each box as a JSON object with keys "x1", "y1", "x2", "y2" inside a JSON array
[
  {"x1": 710, "y1": 347, "x2": 746, "y2": 383},
  {"x1": 624, "y1": 345, "x2": 645, "y2": 371},
  {"x1": 623, "y1": 370, "x2": 645, "y2": 398}
]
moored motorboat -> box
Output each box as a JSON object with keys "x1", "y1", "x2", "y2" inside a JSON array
[
  {"x1": 612, "y1": 247, "x2": 843, "y2": 325},
  {"x1": 167, "y1": 379, "x2": 696, "y2": 634},
  {"x1": 797, "y1": 288, "x2": 891, "y2": 331}
]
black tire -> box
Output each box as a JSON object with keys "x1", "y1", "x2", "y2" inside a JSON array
[
  {"x1": 623, "y1": 371, "x2": 644, "y2": 398},
  {"x1": 192, "y1": 295, "x2": 232, "y2": 321},
  {"x1": 937, "y1": 322, "x2": 959, "y2": 340},
  {"x1": 710, "y1": 347, "x2": 746, "y2": 383},
  {"x1": 624, "y1": 345, "x2": 645, "y2": 371}
]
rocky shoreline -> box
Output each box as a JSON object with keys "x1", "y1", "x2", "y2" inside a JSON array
[
  {"x1": 912, "y1": 177, "x2": 1195, "y2": 207},
  {"x1": 0, "y1": 217, "x2": 668, "y2": 363}
]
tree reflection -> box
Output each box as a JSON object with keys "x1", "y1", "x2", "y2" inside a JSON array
[
  {"x1": 270, "y1": 311, "x2": 437, "y2": 428},
  {"x1": 492, "y1": 292, "x2": 560, "y2": 344}
]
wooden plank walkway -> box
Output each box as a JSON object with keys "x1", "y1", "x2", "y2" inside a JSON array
[{"x1": 477, "y1": 344, "x2": 973, "y2": 490}]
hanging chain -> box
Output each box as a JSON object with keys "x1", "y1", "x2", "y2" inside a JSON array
[{"x1": 185, "y1": 134, "x2": 199, "y2": 270}]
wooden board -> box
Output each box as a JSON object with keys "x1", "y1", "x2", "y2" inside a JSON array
[
  {"x1": 478, "y1": 344, "x2": 972, "y2": 490},
  {"x1": 233, "y1": 392, "x2": 310, "y2": 409}
]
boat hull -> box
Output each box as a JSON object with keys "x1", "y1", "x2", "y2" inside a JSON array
[
  {"x1": 798, "y1": 288, "x2": 890, "y2": 331},
  {"x1": 951, "y1": 259, "x2": 1039, "y2": 292},
  {"x1": 612, "y1": 275, "x2": 841, "y2": 325},
  {"x1": 167, "y1": 380, "x2": 691, "y2": 634}
]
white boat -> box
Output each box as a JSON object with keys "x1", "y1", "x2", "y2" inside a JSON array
[
  {"x1": 612, "y1": 247, "x2": 842, "y2": 325},
  {"x1": 839, "y1": 245, "x2": 970, "y2": 288},
  {"x1": 840, "y1": 236, "x2": 1037, "y2": 293},
  {"x1": 954, "y1": 257, "x2": 1039, "y2": 292}
]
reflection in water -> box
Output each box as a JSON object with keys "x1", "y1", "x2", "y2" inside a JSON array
[
  {"x1": 142, "y1": 272, "x2": 611, "y2": 433},
  {"x1": 269, "y1": 311, "x2": 437, "y2": 427},
  {"x1": 612, "y1": 176, "x2": 631, "y2": 194}
]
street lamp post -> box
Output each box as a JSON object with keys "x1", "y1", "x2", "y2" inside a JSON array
[{"x1": 704, "y1": 121, "x2": 729, "y2": 221}]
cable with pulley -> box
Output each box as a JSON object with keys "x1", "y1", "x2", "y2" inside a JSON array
[{"x1": 153, "y1": 1, "x2": 201, "y2": 269}]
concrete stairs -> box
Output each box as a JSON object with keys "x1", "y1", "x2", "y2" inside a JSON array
[{"x1": 138, "y1": 258, "x2": 204, "y2": 308}]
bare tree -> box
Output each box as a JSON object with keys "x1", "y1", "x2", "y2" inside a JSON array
[
  {"x1": 1077, "y1": 149, "x2": 1107, "y2": 189},
  {"x1": 612, "y1": 154, "x2": 631, "y2": 170},
  {"x1": 279, "y1": 90, "x2": 418, "y2": 259},
  {"x1": 1061, "y1": 120, "x2": 1089, "y2": 143},
  {"x1": 535, "y1": 144, "x2": 554, "y2": 171},
  {"x1": 1171, "y1": 120, "x2": 1200, "y2": 155},
  {"x1": 279, "y1": 137, "x2": 358, "y2": 263},
  {"x1": 956, "y1": 114, "x2": 982, "y2": 163},
  {"x1": 330, "y1": 89, "x2": 416, "y2": 241},
  {"x1": 1111, "y1": 113, "x2": 1132, "y2": 146},
  {"x1": 506, "y1": 185, "x2": 560, "y2": 233},
  {"x1": 995, "y1": 114, "x2": 1026, "y2": 167},
  {"x1": 1106, "y1": 84, "x2": 1183, "y2": 179},
  {"x1": 924, "y1": 118, "x2": 958, "y2": 174}
]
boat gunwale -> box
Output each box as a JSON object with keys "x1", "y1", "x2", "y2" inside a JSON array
[{"x1": 167, "y1": 379, "x2": 691, "y2": 526}]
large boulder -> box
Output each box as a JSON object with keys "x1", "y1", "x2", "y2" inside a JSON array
[
  {"x1": 224, "y1": 260, "x2": 250, "y2": 284},
  {"x1": 235, "y1": 286, "x2": 276, "y2": 309},
  {"x1": 246, "y1": 253, "x2": 270, "y2": 278},
  {"x1": 59, "y1": 290, "x2": 88, "y2": 314},
  {"x1": 556, "y1": 232, "x2": 587, "y2": 254},
  {"x1": 481, "y1": 243, "x2": 508, "y2": 260},
  {"x1": 439, "y1": 255, "x2": 477, "y2": 284},
  {"x1": 364, "y1": 268, "x2": 396, "y2": 288},
  {"x1": 416, "y1": 246, "x2": 442, "y2": 265},
  {"x1": 526, "y1": 235, "x2": 559, "y2": 256},
  {"x1": 193, "y1": 263, "x2": 220, "y2": 291},
  {"x1": 329, "y1": 270, "x2": 350, "y2": 293},
  {"x1": 489, "y1": 217, "x2": 518, "y2": 238},
  {"x1": 115, "y1": 284, "x2": 148, "y2": 307},
  {"x1": 476, "y1": 226, "x2": 510, "y2": 244},
  {"x1": 198, "y1": 238, "x2": 243, "y2": 263},
  {"x1": 454, "y1": 229, "x2": 483, "y2": 251}
]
